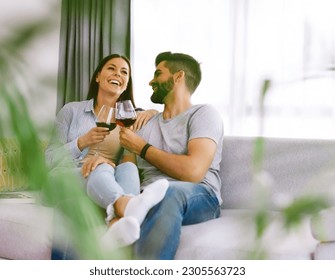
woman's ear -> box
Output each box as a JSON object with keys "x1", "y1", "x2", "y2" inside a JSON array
[{"x1": 95, "y1": 72, "x2": 101, "y2": 83}]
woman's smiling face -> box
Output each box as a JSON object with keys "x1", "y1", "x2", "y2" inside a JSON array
[{"x1": 96, "y1": 57, "x2": 130, "y2": 96}]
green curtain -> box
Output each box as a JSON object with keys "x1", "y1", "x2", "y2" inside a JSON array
[{"x1": 57, "y1": 0, "x2": 131, "y2": 112}]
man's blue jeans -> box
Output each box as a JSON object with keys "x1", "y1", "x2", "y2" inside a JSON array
[{"x1": 134, "y1": 181, "x2": 221, "y2": 259}]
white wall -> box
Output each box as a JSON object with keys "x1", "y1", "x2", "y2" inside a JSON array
[{"x1": 0, "y1": 0, "x2": 61, "y2": 136}]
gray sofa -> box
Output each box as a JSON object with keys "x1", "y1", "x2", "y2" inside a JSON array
[
  {"x1": 1, "y1": 136, "x2": 335, "y2": 260},
  {"x1": 177, "y1": 136, "x2": 335, "y2": 259}
]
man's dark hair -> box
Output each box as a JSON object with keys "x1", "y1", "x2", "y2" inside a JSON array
[{"x1": 155, "y1": 52, "x2": 202, "y2": 94}]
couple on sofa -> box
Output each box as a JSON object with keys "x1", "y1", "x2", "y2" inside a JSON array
[{"x1": 46, "y1": 51, "x2": 224, "y2": 259}]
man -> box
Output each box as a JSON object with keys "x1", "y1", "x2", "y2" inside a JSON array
[{"x1": 119, "y1": 51, "x2": 224, "y2": 259}]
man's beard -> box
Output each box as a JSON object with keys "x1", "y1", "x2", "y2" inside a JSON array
[{"x1": 150, "y1": 77, "x2": 174, "y2": 104}]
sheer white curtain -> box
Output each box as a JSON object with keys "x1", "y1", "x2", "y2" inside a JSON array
[{"x1": 132, "y1": 0, "x2": 335, "y2": 139}]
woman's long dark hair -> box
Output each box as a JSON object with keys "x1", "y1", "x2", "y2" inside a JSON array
[{"x1": 86, "y1": 54, "x2": 136, "y2": 107}]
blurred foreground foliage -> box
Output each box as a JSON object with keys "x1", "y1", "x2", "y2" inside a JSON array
[
  {"x1": 0, "y1": 2, "x2": 130, "y2": 259},
  {"x1": 248, "y1": 79, "x2": 330, "y2": 259}
]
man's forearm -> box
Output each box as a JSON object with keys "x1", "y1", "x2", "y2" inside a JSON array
[
  {"x1": 119, "y1": 128, "x2": 216, "y2": 182},
  {"x1": 143, "y1": 145, "x2": 207, "y2": 182}
]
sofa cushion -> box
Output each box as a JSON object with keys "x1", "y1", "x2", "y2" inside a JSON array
[
  {"x1": 176, "y1": 209, "x2": 318, "y2": 260},
  {"x1": 0, "y1": 203, "x2": 53, "y2": 259},
  {"x1": 311, "y1": 207, "x2": 335, "y2": 242}
]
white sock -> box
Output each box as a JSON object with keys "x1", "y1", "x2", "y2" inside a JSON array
[
  {"x1": 101, "y1": 216, "x2": 140, "y2": 250},
  {"x1": 124, "y1": 179, "x2": 169, "y2": 225},
  {"x1": 105, "y1": 203, "x2": 116, "y2": 224}
]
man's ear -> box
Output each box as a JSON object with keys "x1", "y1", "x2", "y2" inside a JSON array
[{"x1": 174, "y1": 70, "x2": 185, "y2": 83}]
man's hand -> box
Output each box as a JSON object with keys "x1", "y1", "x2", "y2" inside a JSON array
[
  {"x1": 119, "y1": 127, "x2": 147, "y2": 155},
  {"x1": 81, "y1": 155, "x2": 115, "y2": 178},
  {"x1": 78, "y1": 127, "x2": 110, "y2": 151}
]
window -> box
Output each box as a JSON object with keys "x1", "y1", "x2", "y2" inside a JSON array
[
  {"x1": 131, "y1": 0, "x2": 230, "y2": 115},
  {"x1": 132, "y1": 0, "x2": 335, "y2": 139}
]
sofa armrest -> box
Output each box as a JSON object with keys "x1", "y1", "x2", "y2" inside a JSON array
[
  {"x1": 0, "y1": 203, "x2": 53, "y2": 259},
  {"x1": 314, "y1": 242, "x2": 335, "y2": 260}
]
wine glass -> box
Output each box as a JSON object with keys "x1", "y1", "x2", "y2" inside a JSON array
[
  {"x1": 96, "y1": 105, "x2": 117, "y2": 131},
  {"x1": 115, "y1": 100, "x2": 137, "y2": 127},
  {"x1": 94, "y1": 105, "x2": 116, "y2": 155}
]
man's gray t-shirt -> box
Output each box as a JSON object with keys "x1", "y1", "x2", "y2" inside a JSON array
[{"x1": 137, "y1": 104, "x2": 224, "y2": 204}]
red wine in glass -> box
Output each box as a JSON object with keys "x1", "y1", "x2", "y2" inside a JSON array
[
  {"x1": 115, "y1": 118, "x2": 136, "y2": 127},
  {"x1": 94, "y1": 105, "x2": 116, "y2": 155},
  {"x1": 96, "y1": 105, "x2": 116, "y2": 131},
  {"x1": 96, "y1": 122, "x2": 117, "y2": 131},
  {"x1": 116, "y1": 100, "x2": 137, "y2": 127}
]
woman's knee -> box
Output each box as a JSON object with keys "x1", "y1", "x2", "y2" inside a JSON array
[
  {"x1": 86, "y1": 163, "x2": 114, "y2": 185},
  {"x1": 115, "y1": 162, "x2": 139, "y2": 179},
  {"x1": 116, "y1": 161, "x2": 138, "y2": 172}
]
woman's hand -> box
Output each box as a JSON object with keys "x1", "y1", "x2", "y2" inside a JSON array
[
  {"x1": 81, "y1": 155, "x2": 115, "y2": 178},
  {"x1": 132, "y1": 109, "x2": 158, "y2": 131},
  {"x1": 78, "y1": 127, "x2": 109, "y2": 151}
]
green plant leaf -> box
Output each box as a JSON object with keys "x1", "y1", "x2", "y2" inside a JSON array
[
  {"x1": 253, "y1": 137, "x2": 264, "y2": 172},
  {"x1": 282, "y1": 195, "x2": 329, "y2": 229},
  {"x1": 255, "y1": 209, "x2": 269, "y2": 238}
]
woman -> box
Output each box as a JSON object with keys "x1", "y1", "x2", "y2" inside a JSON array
[{"x1": 46, "y1": 54, "x2": 168, "y2": 250}]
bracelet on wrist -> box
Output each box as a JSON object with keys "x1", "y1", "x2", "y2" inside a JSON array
[
  {"x1": 135, "y1": 107, "x2": 145, "y2": 112},
  {"x1": 140, "y1": 143, "x2": 152, "y2": 159}
]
